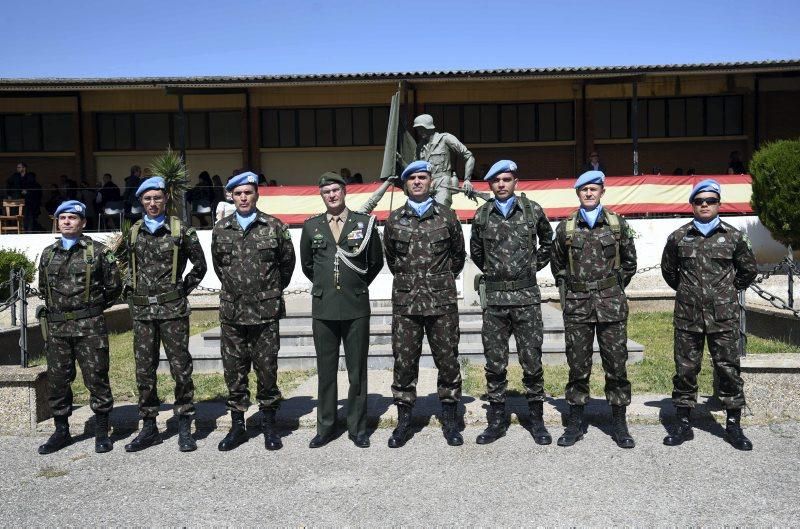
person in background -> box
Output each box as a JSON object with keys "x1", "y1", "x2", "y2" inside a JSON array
[
  {"x1": 583, "y1": 151, "x2": 606, "y2": 173},
  {"x1": 727, "y1": 151, "x2": 745, "y2": 174}
]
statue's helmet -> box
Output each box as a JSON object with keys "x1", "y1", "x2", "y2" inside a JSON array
[{"x1": 413, "y1": 114, "x2": 435, "y2": 130}]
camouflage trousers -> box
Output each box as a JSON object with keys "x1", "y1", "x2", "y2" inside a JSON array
[
  {"x1": 391, "y1": 312, "x2": 462, "y2": 406},
  {"x1": 672, "y1": 328, "x2": 745, "y2": 410},
  {"x1": 221, "y1": 321, "x2": 281, "y2": 413},
  {"x1": 133, "y1": 317, "x2": 195, "y2": 418},
  {"x1": 482, "y1": 304, "x2": 545, "y2": 403},
  {"x1": 564, "y1": 321, "x2": 631, "y2": 406},
  {"x1": 46, "y1": 333, "x2": 113, "y2": 416}
]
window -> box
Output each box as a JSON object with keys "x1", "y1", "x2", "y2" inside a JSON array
[
  {"x1": 260, "y1": 106, "x2": 390, "y2": 148},
  {"x1": 423, "y1": 102, "x2": 575, "y2": 143},
  {"x1": 0, "y1": 113, "x2": 74, "y2": 152},
  {"x1": 593, "y1": 95, "x2": 744, "y2": 139},
  {"x1": 97, "y1": 111, "x2": 242, "y2": 150}
]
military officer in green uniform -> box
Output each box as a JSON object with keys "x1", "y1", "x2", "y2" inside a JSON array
[
  {"x1": 551, "y1": 170, "x2": 637, "y2": 449},
  {"x1": 300, "y1": 172, "x2": 384, "y2": 448},
  {"x1": 37, "y1": 200, "x2": 122, "y2": 454},
  {"x1": 212, "y1": 171, "x2": 295, "y2": 451},
  {"x1": 661, "y1": 179, "x2": 757, "y2": 450},
  {"x1": 470, "y1": 160, "x2": 554, "y2": 445},
  {"x1": 384, "y1": 160, "x2": 466, "y2": 448},
  {"x1": 124, "y1": 176, "x2": 207, "y2": 453}
]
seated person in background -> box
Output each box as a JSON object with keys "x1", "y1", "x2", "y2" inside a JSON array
[
  {"x1": 727, "y1": 151, "x2": 745, "y2": 174},
  {"x1": 583, "y1": 151, "x2": 606, "y2": 173},
  {"x1": 188, "y1": 171, "x2": 214, "y2": 226}
]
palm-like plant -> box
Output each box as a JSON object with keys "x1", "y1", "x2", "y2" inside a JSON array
[{"x1": 149, "y1": 146, "x2": 188, "y2": 218}]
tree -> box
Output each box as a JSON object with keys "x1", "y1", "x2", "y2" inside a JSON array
[{"x1": 749, "y1": 139, "x2": 800, "y2": 249}]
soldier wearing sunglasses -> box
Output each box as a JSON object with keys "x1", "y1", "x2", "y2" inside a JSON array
[{"x1": 661, "y1": 179, "x2": 757, "y2": 450}]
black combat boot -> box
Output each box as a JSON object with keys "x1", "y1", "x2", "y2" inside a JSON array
[
  {"x1": 441, "y1": 402, "x2": 463, "y2": 446},
  {"x1": 94, "y1": 413, "x2": 113, "y2": 454},
  {"x1": 476, "y1": 402, "x2": 508, "y2": 444},
  {"x1": 724, "y1": 408, "x2": 753, "y2": 451},
  {"x1": 38, "y1": 415, "x2": 72, "y2": 455},
  {"x1": 388, "y1": 404, "x2": 412, "y2": 448},
  {"x1": 218, "y1": 411, "x2": 248, "y2": 451},
  {"x1": 262, "y1": 410, "x2": 283, "y2": 451},
  {"x1": 177, "y1": 415, "x2": 197, "y2": 452},
  {"x1": 528, "y1": 400, "x2": 552, "y2": 445},
  {"x1": 663, "y1": 407, "x2": 694, "y2": 446},
  {"x1": 611, "y1": 405, "x2": 635, "y2": 449},
  {"x1": 557, "y1": 404, "x2": 585, "y2": 447},
  {"x1": 124, "y1": 417, "x2": 162, "y2": 452}
]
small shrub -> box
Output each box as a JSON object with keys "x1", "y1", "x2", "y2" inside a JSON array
[
  {"x1": 750, "y1": 139, "x2": 800, "y2": 248},
  {"x1": 0, "y1": 248, "x2": 36, "y2": 291}
]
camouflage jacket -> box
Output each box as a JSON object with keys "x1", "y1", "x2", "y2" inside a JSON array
[
  {"x1": 300, "y1": 209, "x2": 384, "y2": 321},
  {"x1": 416, "y1": 132, "x2": 474, "y2": 178},
  {"x1": 126, "y1": 218, "x2": 207, "y2": 321},
  {"x1": 551, "y1": 208, "x2": 637, "y2": 323},
  {"x1": 38, "y1": 236, "x2": 122, "y2": 337},
  {"x1": 384, "y1": 201, "x2": 466, "y2": 316},
  {"x1": 661, "y1": 220, "x2": 757, "y2": 333},
  {"x1": 470, "y1": 195, "x2": 553, "y2": 306},
  {"x1": 212, "y1": 210, "x2": 295, "y2": 325}
]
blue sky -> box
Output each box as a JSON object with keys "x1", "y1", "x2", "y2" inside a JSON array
[{"x1": 4, "y1": 0, "x2": 799, "y2": 78}]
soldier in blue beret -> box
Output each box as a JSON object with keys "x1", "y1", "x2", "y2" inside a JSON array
[
  {"x1": 135, "y1": 176, "x2": 166, "y2": 198},
  {"x1": 224, "y1": 171, "x2": 260, "y2": 192},
  {"x1": 37, "y1": 200, "x2": 122, "y2": 454}
]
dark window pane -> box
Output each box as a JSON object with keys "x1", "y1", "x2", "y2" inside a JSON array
[
  {"x1": 555, "y1": 102, "x2": 573, "y2": 140},
  {"x1": 278, "y1": 110, "x2": 296, "y2": 147},
  {"x1": 500, "y1": 104, "x2": 517, "y2": 142},
  {"x1": 425, "y1": 105, "x2": 443, "y2": 131},
  {"x1": 667, "y1": 99, "x2": 686, "y2": 137},
  {"x1": 463, "y1": 105, "x2": 480, "y2": 143},
  {"x1": 538, "y1": 103, "x2": 555, "y2": 141},
  {"x1": 114, "y1": 114, "x2": 132, "y2": 149},
  {"x1": 262, "y1": 109, "x2": 280, "y2": 147},
  {"x1": 42, "y1": 114, "x2": 74, "y2": 151},
  {"x1": 21, "y1": 115, "x2": 42, "y2": 151},
  {"x1": 297, "y1": 109, "x2": 315, "y2": 147},
  {"x1": 190, "y1": 112, "x2": 209, "y2": 149},
  {"x1": 352, "y1": 107, "x2": 370, "y2": 146},
  {"x1": 647, "y1": 99, "x2": 665, "y2": 137},
  {"x1": 315, "y1": 109, "x2": 334, "y2": 147},
  {"x1": 97, "y1": 114, "x2": 115, "y2": 150},
  {"x1": 593, "y1": 100, "x2": 611, "y2": 139},
  {"x1": 724, "y1": 96, "x2": 743, "y2": 135},
  {"x1": 134, "y1": 113, "x2": 170, "y2": 150},
  {"x1": 0, "y1": 118, "x2": 4, "y2": 151},
  {"x1": 634, "y1": 99, "x2": 647, "y2": 138},
  {"x1": 335, "y1": 108, "x2": 352, "y2": 146},
  {"x1": 706, "y1": 97, "x2": 724, "y2": 136},
  {"x1": 209, "y1": 111, "x2": 241, "y2": 148},
  {"x1": 442, "y1": 105, "x2": 461, "y2": 138},
  {"x1": 372, "y1": 106, "x2": 389, "y2": 146},
  {"x1": 519, "y1": 104, "x2": 536, "y2": 141},
  {"x1": 610, "y1": 100, "x2": 628, "y2": 138},
  {"x1": 4, "y1": 115, "x2": 23, "y2": 151},
  {"x1": 685, "y1": 98, "x2": 703, "y2": 136},
  {"x1": 480, "y1": 104, "x2": 498, "y2": 143}
]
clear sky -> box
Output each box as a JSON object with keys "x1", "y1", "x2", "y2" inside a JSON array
[{"x1": 4, "y1": 0, "x2": 799, "y2": 78}]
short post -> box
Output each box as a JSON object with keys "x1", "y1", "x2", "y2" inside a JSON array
[
  {"x1": 18, "y1": 270, "x2": 28, "y2": 368},
  {"x1": 738, "y1": 289, "x2": 747, "y2": 357},
  {"x1": 786, "y1": 247, "x2": 794, "y2": 309},
  {"x1": 9, "y1": 269, "x2": 17, "y2": 327}
]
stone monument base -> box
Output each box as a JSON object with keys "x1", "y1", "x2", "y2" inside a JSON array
[{"x1": 0, "y1": 365, "x2": 50, "y2": 434}]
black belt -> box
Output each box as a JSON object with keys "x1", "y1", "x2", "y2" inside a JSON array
[
  {"x1": 131, "y1": 288, "x2": 183, "y2": 306},
  {"x1": 48, "y1": 305, "x2": 104, "y2": 322},
  {"x1": 569, "y1": 276, "x2": 618, "y2": 292},
  {"x1": 485, "y1": 278, "x2": 536, "y2": 292}
]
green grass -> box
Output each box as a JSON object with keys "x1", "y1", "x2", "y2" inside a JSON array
[
  {"x1": 464, "y1": 311, "x2": 800, "y2": 399},
  {"x1": 35, "y1": 320, "x2": 313, "y2": 405}
]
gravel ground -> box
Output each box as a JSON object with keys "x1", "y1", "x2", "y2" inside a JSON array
[{"x1": 2, "y1": 423, "x2": 799, "y2": 526}]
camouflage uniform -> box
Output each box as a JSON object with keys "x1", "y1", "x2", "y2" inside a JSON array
[
  {"x1": 661, "y1": 221, "x2": 757, "y2": 409},
  {"x1": 416, "y1": 132, "x2": 474, "y2": 208},
  {"x1": 127, "y1": 218, "x2": 207, "y2": 418},
  {"x1": 470, "y1": 195, "x2": 553, "y2": 403},
  {"x1": 551, "y1": 209, "x2": 637, "y2": 406},
  {"x1": 38, "y1": 236, "x2": 122, "y2": 416},
  {"x1": 384, "y1": 202, "x2": 466, "y2": 405},
  {"x1": 212, "y1": 210, "x2": 295, "y2": 413}
]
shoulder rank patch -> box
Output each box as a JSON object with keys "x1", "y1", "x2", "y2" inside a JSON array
[
  {"x1": 282, "y1": 228, "x2": 292, "y2": 240},
  {"x1": 742, "y1": 232, "x2": 752, "y2": 250},
  {"x1": 105, "y1": 251, "x2": 117, "y2": 264}
]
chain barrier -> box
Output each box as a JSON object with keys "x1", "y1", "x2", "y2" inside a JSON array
[{"x1": 748, "y1": 283, "x2": 800, "y2": 318}]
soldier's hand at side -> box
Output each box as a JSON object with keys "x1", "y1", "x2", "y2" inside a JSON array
[{"x1": 462, "y1": 179, "x2": 474, "y2": 194}]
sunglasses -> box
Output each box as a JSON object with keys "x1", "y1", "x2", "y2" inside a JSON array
[{"x1": 692, "y1": 197, "x2": 720, "y2": 206}]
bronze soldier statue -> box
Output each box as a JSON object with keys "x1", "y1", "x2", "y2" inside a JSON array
[
  {"x1": 470, "y1": 160, "x2": 554, "y2": 445},
  {"x1": 37, "y1": 200, "x2": 122, "y2": 454},
  {"x1": 661, "y1": 179, "x2": 757, "y2": 450},
  {"x1": 414, "y1": 114, "x2": 475, "y2": 208},
  {"x1": 212, "y1": 171, "x2": 295, "y2": 451}
]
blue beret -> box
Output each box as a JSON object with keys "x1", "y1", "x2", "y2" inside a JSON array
[
  {"x1": 574, "y1": 170, "x2": 605, "y2": 189},
  {"x1": 54, "y1": 200, "x2": 87, "y2": 218},
  {"x1": 135, "y1": 176, "x2": 166, "y2": 198},
  {"x1": 689, "y1": 179, "x2": 721, "y2": 202},
  {"x1": 484, "y1": 160, "x2": 518, "y2": 181},
  {"x1": 226, "y1": 171, "x2": 259, "y2": 191},
  {"x1": 401, "y1": 160, "x2": 432, "y2": 181}
]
